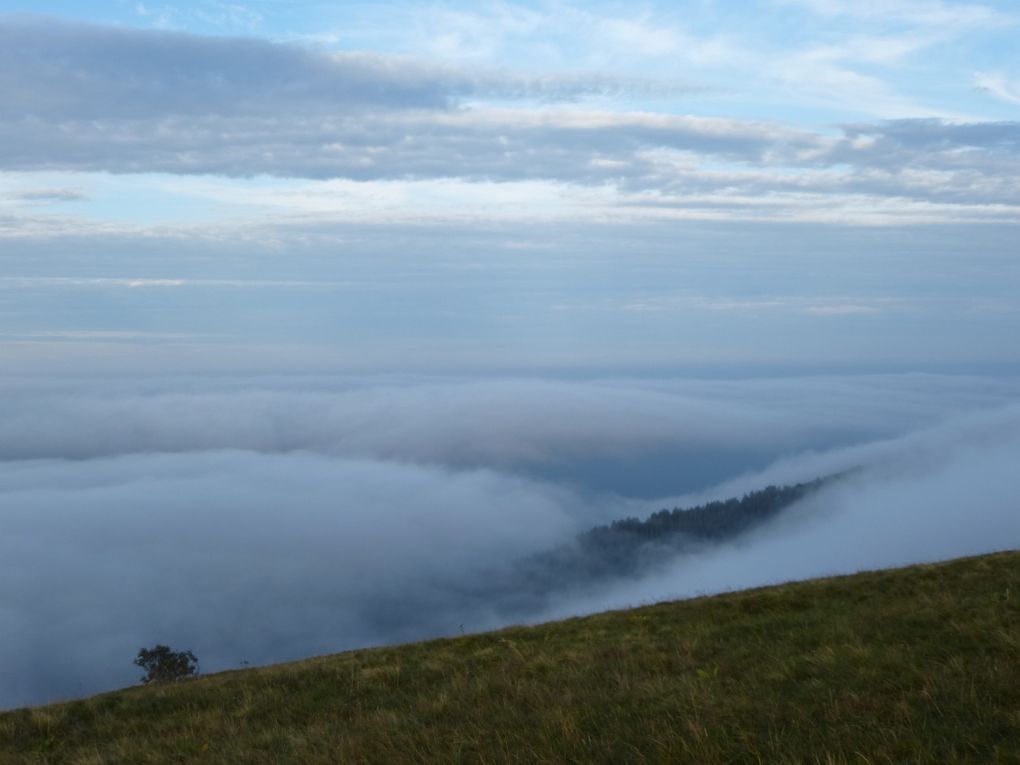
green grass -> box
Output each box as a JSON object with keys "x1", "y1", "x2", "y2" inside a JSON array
[{"x1": 3, "y1": 551, "x2": 1019, "y2": 764}]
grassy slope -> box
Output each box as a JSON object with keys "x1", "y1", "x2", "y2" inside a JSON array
[{"x1": 2, "y1": 551, "x2": 1018, "y2": 764}]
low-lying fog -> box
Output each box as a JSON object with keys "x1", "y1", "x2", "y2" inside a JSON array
[{"x1": 2, "y1": 373, "x2": 1019, "y2": 709}]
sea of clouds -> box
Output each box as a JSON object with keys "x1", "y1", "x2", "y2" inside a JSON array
[{"x1": 1, "y1": 372, "x2": 1018, "y2": 709}]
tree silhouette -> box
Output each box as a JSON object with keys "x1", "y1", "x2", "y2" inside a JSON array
[{"x1": 134, "y1": 645, "x2": 198, "y2": 684}]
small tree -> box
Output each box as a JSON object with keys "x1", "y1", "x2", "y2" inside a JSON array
[{"x1": 134, "y1": 644, "x2": 199, "y2": 684}]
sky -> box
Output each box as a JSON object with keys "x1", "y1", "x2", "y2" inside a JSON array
[
  {"x1": 1, "y1": 1, "x2": 1020, "y2": 710},
  {"x1": 0, "y1": 0, "x2": 1019, "y2": 373}
]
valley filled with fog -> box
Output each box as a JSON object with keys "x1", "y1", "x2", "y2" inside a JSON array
[{"x1": 2, "y1": 372, "x2": 1018, "y2": 709}]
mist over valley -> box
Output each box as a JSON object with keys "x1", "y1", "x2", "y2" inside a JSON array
[{"x1": 2, "y1": 373, "x2": 1018, "y2": 709}]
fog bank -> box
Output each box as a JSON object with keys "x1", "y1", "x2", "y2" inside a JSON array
[{"x1": 1, "y1": 373, "x2": 1018, "y2": 709}]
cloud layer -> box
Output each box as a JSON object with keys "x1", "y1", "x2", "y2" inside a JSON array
[
  {"x1": 1, "y1": 373, "x2": 1018, "y2": 709},
  {"x1": 1, "y1": 15, "x2": 1018, "y2": 226}
]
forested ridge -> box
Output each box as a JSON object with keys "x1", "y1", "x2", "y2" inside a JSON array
[
  {"x1": 584, "y1": 474, "x2": 832, "y2": 546},
  {"x1": 514, "y1": 473, "x2": 845, "y2": 591}
]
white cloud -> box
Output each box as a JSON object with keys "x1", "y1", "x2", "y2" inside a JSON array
[
  {"x1": 776, "y1": 0, "x2": 1008, "y2": 28},
  {"x1": 975, "y1": 71, "x2": 1020, "y2": 105},
  {"x1": 598, "y1": 17, "x2": 680, "y2": 57},
  {"x1": 765, "y1": 47, "x2": 957, "y2": 120},
  {"x1": 761, "y1": 1, "x2": 1012, "y2": 121},
  {"x1": 379, "y1": 2, "x2": 735, "y2": 72}
]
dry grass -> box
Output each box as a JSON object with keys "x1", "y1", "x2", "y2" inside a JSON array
[{"x1": 2, "y1": 551, "x2": 1018, "y2": 764}]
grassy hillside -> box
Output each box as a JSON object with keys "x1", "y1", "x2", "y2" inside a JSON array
[{"x1": 3, "y1": 551, "x2": 1018, "y2": 764}]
